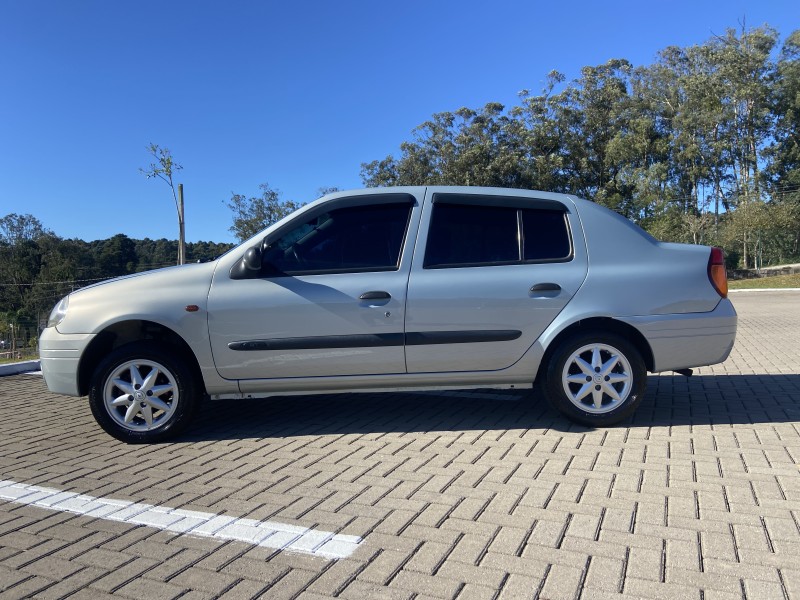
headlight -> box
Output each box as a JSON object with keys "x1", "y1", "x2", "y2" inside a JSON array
[{"x1": 46, "y1": 296, "x2": 70, "y2": 328}]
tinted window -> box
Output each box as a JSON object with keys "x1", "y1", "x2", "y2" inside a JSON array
[
  {"x1": 522, "y1": 210, "x2": 571, "y2": 261},
  {"x1": 263, "y1": 203, "x2": 412, "y2": 274},
  {"x1": 424, "y1": 203, "x2": 571, "y2": 268},
  {"x1": 424, "y1": 204, "x2": 519, "y2": 268}
]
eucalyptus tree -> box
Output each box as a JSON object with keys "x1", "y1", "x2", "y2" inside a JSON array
[
  {"x1": 605, "y1": 66, "x2": 671, "y2": 224},
  {"x1": 709, "y1": 26, "x2": 778, "y2": 266},
  {"x1": 226, "y1": 183, "x2": 302, "y2": 243},
  {"x1": 512, "y1": 70, "x2": 576, "y2": 193},
  {"x1": 362, "y1": 102, "x2": 531, "y2": 189},
  {"x1": 769, "y1": 31, "x2": 800, "y2": 185},
  {"x1": 631, "y1": 43, "x2": 726, "y2": 244},
  {"x1": 766, "y1": 30, "x2": 800, "y2": 255},
  {"x1": 562, "y1": 59, "x2": 634, "y2": 210},
  {"x1": 358, "y1": 23, "x2": 798, "y2": 267}
]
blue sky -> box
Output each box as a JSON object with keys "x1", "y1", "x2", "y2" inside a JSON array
[{"x1": 1, "y1": 0, "x2": 797, "y2": 244}]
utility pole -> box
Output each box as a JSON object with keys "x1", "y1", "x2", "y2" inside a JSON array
[{"x1": 178, "y1": 184, "x2": 186, "y2": 265}]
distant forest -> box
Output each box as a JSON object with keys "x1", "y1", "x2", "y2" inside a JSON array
[{"x1": 0, "y1": 212, "x2": 233, "y2": 343}]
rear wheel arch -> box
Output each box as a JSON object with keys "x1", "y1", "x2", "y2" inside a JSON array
[
  {"x1": 539, "y1": 329, "x2": 647, "y2": 426},
  {"x1": 77, "y1": 320, "x2": 205, "y2": 397},
  {"x1": 536, "y1": 317, "x2": 655, "y2": 384}
]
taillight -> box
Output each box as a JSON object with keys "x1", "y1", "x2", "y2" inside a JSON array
[{"x1": 708, "y1": 247, "x2": 728, "y2": 298}]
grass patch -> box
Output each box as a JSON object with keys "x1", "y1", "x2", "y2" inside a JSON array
[
  {"x1": 729, "y1": 273, "x2": 800, "y2": 289},
  {"x1": 0, "y1": 352, "x2": 38, "y2": 365}
]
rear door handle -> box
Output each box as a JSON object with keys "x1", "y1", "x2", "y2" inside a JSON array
[
  {"x1": 359, "y1": 291, "x2": 391, "y2": 300},
  {"x1": 530, "y1": 283, "x2": 561, "y2": 292}
]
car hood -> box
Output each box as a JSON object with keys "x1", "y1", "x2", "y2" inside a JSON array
[{"x1": 75, "y1": 262, "x2": 212, "y2": 293}]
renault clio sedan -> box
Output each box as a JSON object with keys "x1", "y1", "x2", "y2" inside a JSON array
[{"x1": 40, "y1": 187, "x2": 736, "y2": 443}]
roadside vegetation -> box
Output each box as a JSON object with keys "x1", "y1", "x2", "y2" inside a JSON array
[
  {"x1": 729, "y1": 274, "x2": 800, "y2": 289},
  {"x1": 0, "y1": 351, "x2": 38, "y2": 365}
]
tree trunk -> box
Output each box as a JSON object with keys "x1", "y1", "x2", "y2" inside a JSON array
[{"x1": 742, "y1": 231, "x2": 748, "y2": 269}]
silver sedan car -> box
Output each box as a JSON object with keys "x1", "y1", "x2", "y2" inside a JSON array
[{"x1": 40, "y1": 187, "x2": 737, "y2": 443}]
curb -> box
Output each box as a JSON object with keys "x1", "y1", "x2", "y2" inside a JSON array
[
  {"x1": 729, "y1": 288, "x2": 800, "y2": 293},
  {"x1": 0, "y1": 360, "x2": 41, "y2": 376}
]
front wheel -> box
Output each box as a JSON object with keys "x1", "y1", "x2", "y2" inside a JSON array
[
  {"x1": 88, "y1": 342, "x2": 200, "y2": 443},
  {"x1": 541, "y1": 332, "x2": 646, "y2": 427}
]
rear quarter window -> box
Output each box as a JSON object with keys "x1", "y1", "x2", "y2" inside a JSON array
[{"x1": 522, "y1": 209, "x2": 571, "y2": 261}]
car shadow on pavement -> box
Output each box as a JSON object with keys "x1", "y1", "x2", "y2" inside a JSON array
[{"x1": 180, "y1": 374, "x2": 800, "y2": 441}]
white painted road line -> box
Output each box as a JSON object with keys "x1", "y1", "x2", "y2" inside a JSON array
[{"x1": 0, "y1": 479, "x2": 361, "y2": 560}]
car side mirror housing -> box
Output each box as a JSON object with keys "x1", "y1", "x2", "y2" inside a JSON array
[{"x1": 229, "y1": 244, "x2": 263, "y2": 279}]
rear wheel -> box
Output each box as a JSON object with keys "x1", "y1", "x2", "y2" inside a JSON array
[
  {"x1": 88, "y1": 341, "x2": 199, "y2": 443},
  {"x1": 541, "y1": 332, "x2": 646, "y2": 426}
]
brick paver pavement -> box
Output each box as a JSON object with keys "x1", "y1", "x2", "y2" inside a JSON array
[{"x1": 1, "y1": 291, "x2": 799, "y2": 599}]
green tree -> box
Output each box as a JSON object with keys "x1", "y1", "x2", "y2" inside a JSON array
[
  {"x1": 225, "y1": 183, "x2": 302, "y2": 242},
  {"x1": 713, "y1": 26, "x2": 779, "y2": 267},
  {"x1": 359, "y1": 22, "x2": 800, "y2": 268},
  {"x1": 630, "y1": 43, "x2": 725, "y2": 240},
  {"x1": 33, "y1": 236, "x2": 91, "y2": 314},
  {"x1": 0, "y1": 214, "x2": 51, "y2": 315},
  {"x1": 362, "y1": 102, "x2": 534, "y2": 189},
  {"x1": 766, "y1": 30, "x2": 800, "y2": 256},
  {"x1": 93, "y1": 234, "x2": 138, "y2": 277},
  {"x1": 186, "y1": 240, "x2": 235, "y2": 262},
  {"x1": 317, "y1": 186, "x2": 340, "y2": 196}
]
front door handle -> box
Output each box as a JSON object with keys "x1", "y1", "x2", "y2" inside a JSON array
[
  {"x1": 359, "y1": 291, "x2": 391, "y2": 300},
  {"x1": 530, "y1": 283, "x2": 561, "y2": 292}
]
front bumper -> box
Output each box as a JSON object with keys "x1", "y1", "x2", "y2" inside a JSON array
[
  {"x1": 619, "y1": 298, "x2": 737, "y2": 373},
  {"x1": 39, "y1": 328, "x2": 95, "y2": 396}
]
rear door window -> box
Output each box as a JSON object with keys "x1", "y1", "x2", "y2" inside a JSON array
[
  {"x1": 424, "y1": 198, "x2": 572, "y2": 268},
  {"x1": 423, "y1": 204, "x2": 519, "y2": 268}
]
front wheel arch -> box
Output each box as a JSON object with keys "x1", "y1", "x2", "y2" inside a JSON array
[
  {"x1": 77, "y1": 320, "x2": 205, "y2": 398},
  {"x1": 88, "y1": 340, "x2": 200, "y2": 443}
]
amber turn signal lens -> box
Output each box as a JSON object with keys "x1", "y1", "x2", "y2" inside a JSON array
[{"x1": 708, "y1": 247, "x2": 728, "y2": 298}]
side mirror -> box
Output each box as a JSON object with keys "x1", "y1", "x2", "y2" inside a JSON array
[
  {"x1": 243, "y1": 246, "x2": 262, "y2": 271},
  {"x1": 229, "y1": 244, "x2": 263, "y2": 279}
]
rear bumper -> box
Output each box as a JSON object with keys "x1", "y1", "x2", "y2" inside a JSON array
[
  {"x1": 39, "y1": 328, "x2": 95, "y2": 396},
  {"x1": 619, "y1": 298, "x2": 737, "y2": 372}
]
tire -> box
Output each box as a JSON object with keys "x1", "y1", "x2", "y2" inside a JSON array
[
  {"x1": 540, "y1": 332, "x2": 646, "y2": 427},
  {"x1": 88, "y1": 341, "x2": 200, "y2": 443}
]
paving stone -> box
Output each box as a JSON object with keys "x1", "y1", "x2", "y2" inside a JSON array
[
  {"x1": 0, "y1": 565, "x2": 34, "y2": 591},
  {"x1": 88, "y1": 556, "x2": 161, "y2": 592},
  {"x1": 1, "y1": 292, "x2": 800, "y2": 599},
  {"x1": 114, "y1": 576, "x2": 189, "y2": 600},
  {"x1": 538, "y1": 562, "x2": 586, "y2": 600},
  {"x1": 219, "y1": 556, "x2": 290, "y2": 583},
  {"x1": 25, "y1": 566, "x2": 108, "y2": 600},
  {"x1": 214, "y1": 578, "x2": 274, "y2": 599},
  {"x1": 18, "y1": 553, "x2": 84, "y2": 581}
]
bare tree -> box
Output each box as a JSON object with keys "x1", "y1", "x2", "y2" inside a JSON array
[{"x1": 140, "y1": 144, "x2": 186, "y2": 265}]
